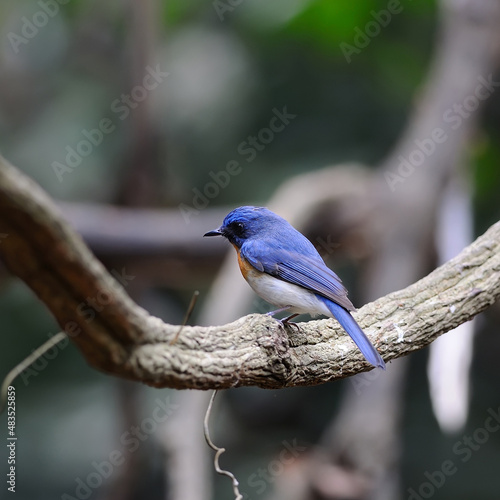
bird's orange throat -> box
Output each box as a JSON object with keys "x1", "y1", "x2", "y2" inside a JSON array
[{"x1": 234, "y1": 245, "x2": 251, "y2": 279}]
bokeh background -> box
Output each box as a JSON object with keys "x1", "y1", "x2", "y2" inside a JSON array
[{"x1": 1, "y1": 0, "x2": 500, "y2": 499}]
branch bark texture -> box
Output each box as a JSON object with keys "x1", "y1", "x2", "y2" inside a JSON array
[{"x1": 0, "y1": 156, "x2": 499, "y2": 390}]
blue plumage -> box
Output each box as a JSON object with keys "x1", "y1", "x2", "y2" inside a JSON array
[
  {"x1": 204, "y1": 206, "x2": 385, "y2": 369},
  {"x1": 318, "y1": 297, "x2": 385, "y2": 369}
]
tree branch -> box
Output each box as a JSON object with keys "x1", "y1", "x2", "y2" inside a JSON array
[{"x1": 0, "y1": 155, "x2": 499, "y2": 389}]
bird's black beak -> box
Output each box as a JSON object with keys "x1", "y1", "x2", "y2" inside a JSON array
[{"x1": 204, "y1": 227, "x2": 223, "y2": 237}]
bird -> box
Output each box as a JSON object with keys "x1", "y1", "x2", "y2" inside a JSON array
[{"x1": 204, "y1": 206, "x2": 385, "y2": 369}]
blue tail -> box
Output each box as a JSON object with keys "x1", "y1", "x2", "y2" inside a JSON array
[{"x1": 321, "y1": 298, "x2": 385, "y2": 369}]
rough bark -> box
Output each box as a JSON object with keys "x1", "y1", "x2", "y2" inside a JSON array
[{"x1": 0, "y1": 155, "x2": 499, "y2": 390}]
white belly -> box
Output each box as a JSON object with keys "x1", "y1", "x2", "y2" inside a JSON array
[{"x1": 246, "y1": 269, "x2": 332, "y2": 317}]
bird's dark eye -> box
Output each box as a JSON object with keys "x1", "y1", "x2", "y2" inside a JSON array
[{"x1": 230, "y1": 221, "x2": 245, "y2": 236}]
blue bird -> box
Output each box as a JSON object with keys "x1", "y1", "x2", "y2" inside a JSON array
[{"x1": 204, "y1": 206, "x2": 385, "y2": 369}]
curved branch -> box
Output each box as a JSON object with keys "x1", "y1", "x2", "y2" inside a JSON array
[{"x1": 0, "y1": 155, "x2": 499, "y2": 389}]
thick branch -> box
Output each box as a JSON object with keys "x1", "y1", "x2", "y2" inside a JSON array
[{"x1": 0, "y1": 156, "x2": 499, "y2": 389}]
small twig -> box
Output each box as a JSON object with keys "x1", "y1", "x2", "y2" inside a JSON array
[
  {"x1": 0, "y1": 331, "x2": 67, "y2": 414},
  {"x1": 203, "y1": 390, "x2": 243, "y2": 500},
  {"x1": 170, "y1": 290, "x2": 199, "y2": 345}
]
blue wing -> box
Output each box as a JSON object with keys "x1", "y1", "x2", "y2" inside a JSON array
[
  {"x1": 240, "y1": 236, "x2": 385, "y2": 369},
  {"x1": 240, "y1": 237, "x2": 355, "y2": 311}
]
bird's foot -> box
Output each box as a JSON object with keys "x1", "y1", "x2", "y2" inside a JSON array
[
  {"x1": 265, "y1": 308, "x2": 300, "y2": 331},
  {"x1": 278, "y1": 314, "x2": 300, "y2": 331}
]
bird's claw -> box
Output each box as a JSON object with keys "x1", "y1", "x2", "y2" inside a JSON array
[{"x1": 278, "y1": 314, "x2": 300, "y2": 331}]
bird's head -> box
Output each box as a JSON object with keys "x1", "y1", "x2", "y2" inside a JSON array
[{"x1": 204, "y1": 206, "x2": 281, "y2": 248}]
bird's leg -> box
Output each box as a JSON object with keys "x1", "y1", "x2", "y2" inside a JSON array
[
  {"x1": 266, "y1": 307, "x2": 300, "y2": 331},
  {"x1": 282, "y1": 313, "x2": 299, "y2": 324},
  {"x1": 281, "y1": 313, "x2": 300, "y2": 331},
  {"x1": 266, "y1": 306, "x2": 292, "y2": 317}
]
